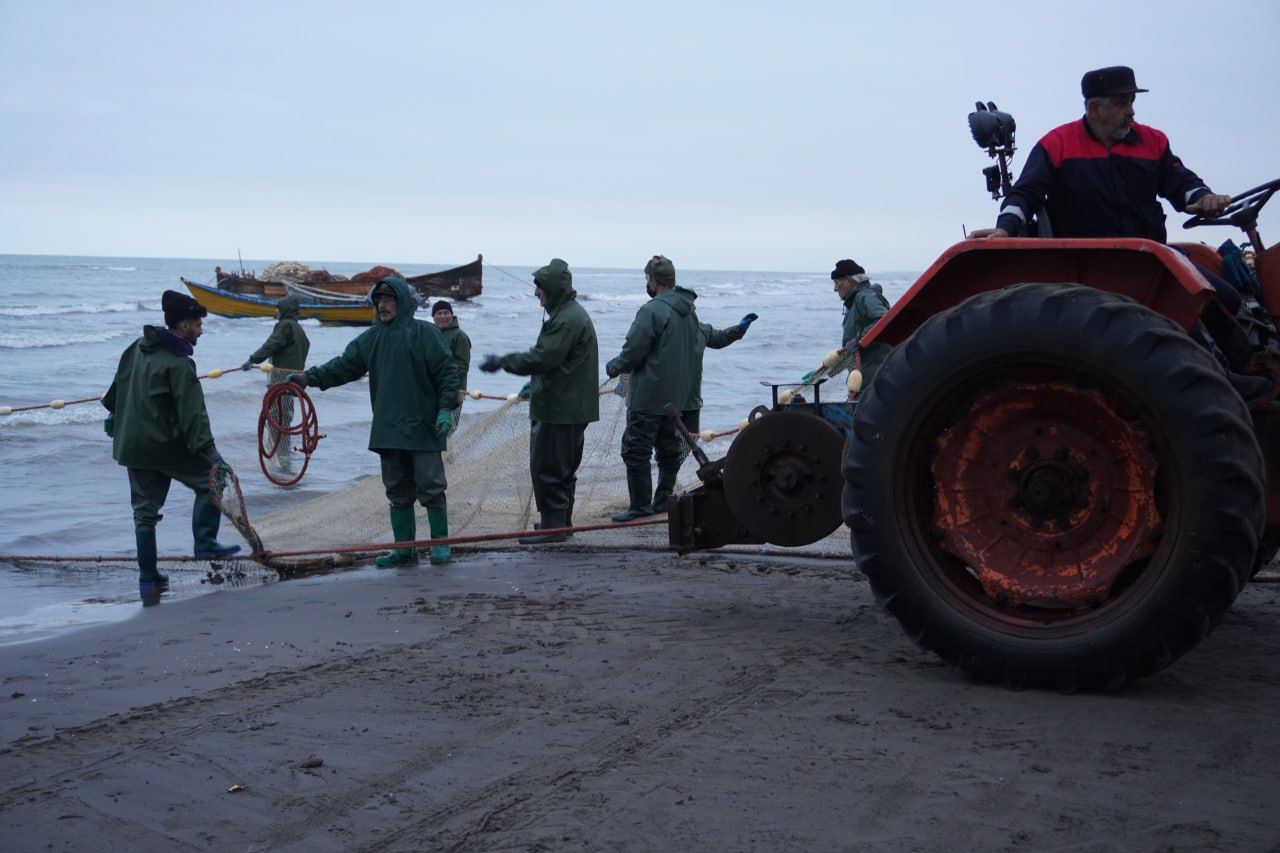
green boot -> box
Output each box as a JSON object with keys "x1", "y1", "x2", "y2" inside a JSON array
[
  {"x1": 427, "y1": 506, "x2": 452, "y2": 565},
  {"x1": 192, "y1": 497, "x2": 241, "y2": 559},
  {"x1": 136, "y1": 526, "x2": 168, "y2": 588},
  {"x1": 650, "y1": 465, "x2": 680, "y2": 514},
  {"x1": 375, "y1": 505, "x2": 419, "y2": 568},
  {"x1": 611, "y1": 470, "x2": 655, "y2": 522}
]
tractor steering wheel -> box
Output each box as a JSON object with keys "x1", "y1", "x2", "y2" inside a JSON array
[{"x1": 1183, "y1": 176, "x2": 1280, "y2": 230}]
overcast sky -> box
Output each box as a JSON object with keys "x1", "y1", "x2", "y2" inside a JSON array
[{"x1": 2, "y1": 1, "x2": 1277, "y2": 271}]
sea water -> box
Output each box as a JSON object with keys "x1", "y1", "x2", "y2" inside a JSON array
[{"x1": 0, "y1": 253, "x2": 916, "y2": 642}]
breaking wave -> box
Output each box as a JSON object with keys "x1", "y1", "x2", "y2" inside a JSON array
[
  {"x1": 0, "y1": 330, "x2": 131, "y2": 349},
  {"x1": 0, "y1": 300, "x2": 161, "y2": 318}
]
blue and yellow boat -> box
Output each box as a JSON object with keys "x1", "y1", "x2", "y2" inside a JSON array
[{"x1": 181, "y1": 278, "x2": 375, "y2": 326}]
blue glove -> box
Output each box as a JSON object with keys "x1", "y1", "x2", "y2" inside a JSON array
[
  {"x1": 240, "y1": 359, "x2": 255, "y2": 372},
  {"x1": 103, "y1": 413, "x2": 115, "y2": 437},
  {"x1": 800, "y1": 369, "x2": 817, "y2": 385},
  {"x1": 480, "y1": 354, "x2": 503, "y2": 373},
  {"x1": 737, "y1": 313, "x2": 758, "y2": 331},
  {"x1": 287, "y1": 372, "x2": 308, "y2": 387},
  {"x1": 207, "y1": 448, "x2": 225, "y2": 469},
  {"x1": 605, "y1": 357, "x2": 622, "y2": 378},
  {"x1": 518, "y1": 381, "x2": 532, "y2": 400},
  {"x1": 435, "y1": 409, "x2": 454, "y2": 437}
]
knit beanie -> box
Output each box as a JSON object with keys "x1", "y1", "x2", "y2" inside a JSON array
[
  {"x1": 830, "y1": 259, "x2": 865, "y2": 280},
  {"x1": 162, "y1": 290, "x2": 208, "y2": 328}
]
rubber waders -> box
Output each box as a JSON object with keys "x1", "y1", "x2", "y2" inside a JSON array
[
  {"x1": 519, "y1": 510, "x2": 570, "y2": 545},
  {"x1": 376, "y1": 505, "x2": 419, "y2": 568},
  {"x1": 611, "y1": 470, "x2": 654, "y2": 522},
  {"x1": 427, "y1": 507, "x2": 452, "y2": 565},
  {"x1": 136, "y1": 527, "x2": 168, "y2": 587},
  {"x1": 192, "y1": 498, "x2": 242, "y2": 559},
  {"x1": 650, "y1": 465, "x2": 680, "y2": 514}
]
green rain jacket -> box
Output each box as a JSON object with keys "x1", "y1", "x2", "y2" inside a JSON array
[
  {"x1": 102, "y1": 325, "x2": 217, "y2": 470},
  {"x1": 610, "y1": 286, "x2": 744, "y2": 415},
  {"x1": 249, "y1": 295, "x2": 310, "y2": 370},
  {"x1": 501, "y1": 259, "x2": 600, "y2": 425},
  {"x1": 438, "y1": 318, "x2": 472, "y2": 397},
  {"x1": 305, "y1": 276, "x2": 459, "y2": 453},
  {"x1": 842, "y1": 279, "x2": 892, "y2": 384}
]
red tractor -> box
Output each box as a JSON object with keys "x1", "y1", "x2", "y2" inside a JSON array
[{"x1": 670, "y1": 175, "x2": 1280, "y2": 690}]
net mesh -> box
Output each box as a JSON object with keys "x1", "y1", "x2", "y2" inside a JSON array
[{"x1": 230, "y1": 379, "x2": 851, "y2": 569}]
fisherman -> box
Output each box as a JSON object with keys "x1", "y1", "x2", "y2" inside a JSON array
[
  {"x1": 604, "y1": 255, "x2": 756, "y2": 520},
  {"x1": 478, "y1": 258, "x2": 599, "y2": 544},
  {"x1": 432, "y1": 300, "x2": 472, "y2": 421},
  {"x1": 102, "y1": 290, "x2": 241, "y2": 591},
  {"x1": 832, "y1": 259, "x2": 891, "y2": 393},
  {"x1": 240, "y1": 295, "x2": 310, "y2": 468},
  {"x1": 287, "y1": 276, "x2": 459, "y2": 566}
]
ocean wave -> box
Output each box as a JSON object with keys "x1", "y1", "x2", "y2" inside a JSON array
[
  {"x1": 0, "y1": 330, "x2": 131, "y2": 349},
  {"x1": 0, "y1": 300, "x2": 159, "y2": 318},
  {"x1": 77, "y1": 264, "x2": 138, "y2": 272},
  {"x1": 0, "y1": 405, "x2": 105, "y2": 429}
]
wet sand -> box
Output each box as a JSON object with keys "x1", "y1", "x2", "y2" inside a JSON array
[{"x1": 2, "y1": 550, "x2": 1278, "y2": 851}]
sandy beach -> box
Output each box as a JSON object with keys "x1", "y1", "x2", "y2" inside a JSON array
[{"x1": 1, "y1": 549, "x2": 1278, "y2": 851}]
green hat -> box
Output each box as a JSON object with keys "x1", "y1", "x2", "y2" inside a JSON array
[{"x1": 644, "y1": 255, "x2": 675, "y2": 288}]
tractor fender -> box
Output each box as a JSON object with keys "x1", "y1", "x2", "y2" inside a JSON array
[{"x1": 862, "y1": 238, "x2": 1215, "y2": 349}]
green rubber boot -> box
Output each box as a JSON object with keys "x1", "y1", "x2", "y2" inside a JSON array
[
  {"x1": 136, "y1": 526, "x2": 168, "y2": 588},
  {"x1": 427, "y1": 506, "x2": 452, "y2": 565},
  {"x1": 192, "y1": 497, "x2": 241, "y2": 559},
  {"x1": 375, "y1": 505, "x2": 419, "y2": 568},
  {"x1": 611, "y1": 470, "x2": 655, "y2": 522},
  {"x1": 650, "y1": 465, "x2": 680, "y2": 514}
]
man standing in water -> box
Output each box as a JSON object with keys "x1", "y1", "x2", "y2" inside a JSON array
[
  {"x1": 831, "y1": 259, "x2": 891, "y2": 394},
  {"x1": 479, "y1": 258, "x2": 599, "y2": 544},
  {"x1": 241, "y1": 294, "x2": 310, "y2": 468},
  {"x1": 103, "y1": 290, "x2": 241, "y2": 590},
  {"x1": 432, "y1": 300, "x2": 471, "y2": 427},
  {"x1": 289, "y1": 276, "x2": 459, "y2": 566},
  {"x1": 604, "y1": 255, "x2": 756, "y2": 520}
]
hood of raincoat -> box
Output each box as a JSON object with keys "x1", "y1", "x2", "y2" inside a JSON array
[
  {"x1": 276, "y1": 295, "x2": 301, "y2": 320},
  {"x1": 142, "y1": 325, "x2": 193, "y2": 358},
  {"x1": 368, "y1": 275, "x2": 418, "y2": 328},
  {"x1": 534, "y1": 259, "x2": 576, "y2": 313}
]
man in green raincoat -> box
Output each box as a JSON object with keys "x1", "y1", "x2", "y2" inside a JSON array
[
  {"x1": 604, "y1": 255, "x2": 756, "y2": 519},
  {"x1": 241, "y1": 294, "x2": 311, "y2": 467},
  {"x1": 432, "y1": 300, "x2": 471, "y2": 427},
  {"x1": 289, "y1": 276, "x2": 459, "y2": 566},
  {"x1": 479, "y1": 258, "x2": 599, "y2": 544},
  {"x1": 832, "y1": 258, "x2": 891, "y2": 393},
  {"x1": 102, "y1": 290, "x2": 241, "y2": 590}
]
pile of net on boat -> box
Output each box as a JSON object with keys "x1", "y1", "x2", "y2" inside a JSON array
[{"x1": 261, "y1": 261, "x2": 350, "y2": 284}]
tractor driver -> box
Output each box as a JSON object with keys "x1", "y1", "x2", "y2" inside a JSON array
[{"x1": 969, "y1": 66, "x2": 1237, "y2": 307}]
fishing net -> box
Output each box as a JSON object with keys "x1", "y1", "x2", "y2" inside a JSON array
[{"x1": 231, "y1": 378, "x2": 853, "y2": 570}]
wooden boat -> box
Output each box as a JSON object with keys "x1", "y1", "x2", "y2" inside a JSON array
[
  {"x1": 406, "y1": 254, "x2": 483, "y2": 300},
  {"x1": 181, "y1": 278, "x2": 374, "y2": 326},
  {"x1": 211, "y1": 255, "x2": 484, "y2": 301}
]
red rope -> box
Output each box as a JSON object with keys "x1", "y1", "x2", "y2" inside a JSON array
[{"x1": 258, "y1": 381, "x2": 323, "y2": 488}]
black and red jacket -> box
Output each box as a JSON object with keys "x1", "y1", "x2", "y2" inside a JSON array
[{"x1": 996, "y1": 118, "x2": 1210, "y2": 242}]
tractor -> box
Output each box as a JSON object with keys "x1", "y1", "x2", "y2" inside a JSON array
[{"x1": 668, "y1": 104, "x2": 1280, "y2": 689}]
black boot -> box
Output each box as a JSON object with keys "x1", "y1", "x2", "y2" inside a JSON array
[
  {"x1": 519, "y1": 511, "x2": 570, "y2": 544},
  {"x1": 192, "y1": 498, "x2": 242, "y2": 559},
  {"x1": 650, "y1": 465, "x2": 680, "y2": 514},
  {"x1": 565, "y1": 495, "x2": 575, "y2": 538},
  {"x1": 136, "y1": 527, "x2": 168, "y2": 588},
  {"x1": 612, "y1": 470, "x2": 654, "y2": 522}
]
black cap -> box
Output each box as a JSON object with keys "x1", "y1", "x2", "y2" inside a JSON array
[
  {"x1": 830, "y1": 259, "x2": 865, "y2": 280},
  {"x1": 1081, "y1": 66, "x2": 1148, "y2": 99},
  {"x1": 431, "y1": 300, "x2": 453, "y2": 315},
  {"x1": 162, "y1": 290, "x2": 207, "y2": 327}
]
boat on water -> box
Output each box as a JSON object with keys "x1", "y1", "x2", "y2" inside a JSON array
[
  {"x1": 180, "y1": 278, "x2": 375, "y2": 326},
  {"x1": 213, "y1": 255, "x2": 484, "y2": 301}
]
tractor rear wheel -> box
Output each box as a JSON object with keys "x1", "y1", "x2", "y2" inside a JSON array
[{"x1": 843, "y1": 284, "x2": 1264, "y2": 690}]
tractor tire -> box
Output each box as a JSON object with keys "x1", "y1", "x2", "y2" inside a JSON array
[{"x1": 843, "y1": 283, "x2": 1265, "y2": 690}]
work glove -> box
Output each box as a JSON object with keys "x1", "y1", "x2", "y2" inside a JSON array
[
  {"x1": 518, "y1": 381, "x2": 532, "y2": 400},
  {"x1": 479, "y1": 354, "x2": 503, "y2": 373},
  {"x1": 240, "y1": 359, "x2": 255, "y2": 372},
  {"x1": 206, "y1": 448, "x2": 228, "y2": 474},
  {"x1": 435, "y1": 409, "x2": 454, "y2": 437},
  {"x1": 103, "y1": 413, "x2": 115, "y2": 437},
  {"x1": 286, "y1": 372, "x2": 308, "y2": 387},
  {"x1": 612, "y1": 374, "x2": 629, "y2": 398},
  {"x1": 800, "y1": 369, "x2": 817, "y2": 385},
  {"x1": 737, "y1": 313, "x2": 758, "y2": 331},
  {"x1": 605, "y1": 357, "x2": 622, "y2": 378}
]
